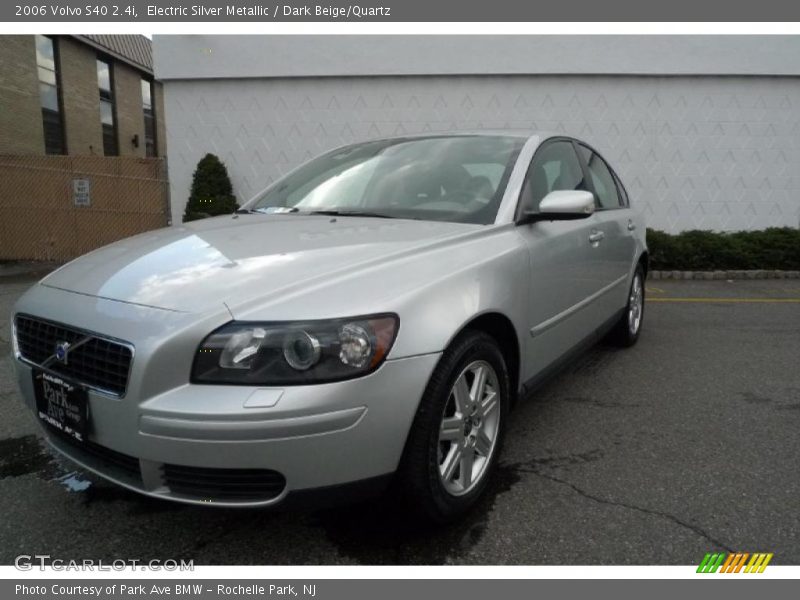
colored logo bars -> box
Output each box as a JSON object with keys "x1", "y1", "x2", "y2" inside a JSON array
[{"x1": 697, "y1": 552, "x2": 774, "y2": 573}]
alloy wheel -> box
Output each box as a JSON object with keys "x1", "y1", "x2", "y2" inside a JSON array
[
  {"x1": 628, "y1": 273, "x2": 644, "y2": 335},
  {"x1": 437, "y1": 360, "x2": 501, "y2": 496}
]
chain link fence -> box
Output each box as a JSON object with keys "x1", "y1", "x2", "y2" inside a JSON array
[{"x1": 0, "y1": 155, "x2": 170, "y2": 262}]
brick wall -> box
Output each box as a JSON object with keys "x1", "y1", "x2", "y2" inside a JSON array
[
  {"x1": 0, "y1": 36, "x2": 45, "y2": 155},
  {"x1": 58, "y1": 36, "x2": 104, "y2": 155},
  {"x1": 114, "y1": 60, "x2": 145, "y2": 157},
  {"x1": 0, "y1": 35, "x2": 165, "y2": 159}
]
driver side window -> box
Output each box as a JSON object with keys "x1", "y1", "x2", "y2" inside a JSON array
[{"x1": 518, "y1": 141, "x2": 585, "y2": 215}]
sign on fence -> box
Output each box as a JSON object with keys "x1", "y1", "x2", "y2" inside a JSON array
[
  {"x1": 72, "y1": 178, "x2": 91, "y2": 207},
  {"x1": 0, "y1": 155, "x2": 169, "y2": 261}
]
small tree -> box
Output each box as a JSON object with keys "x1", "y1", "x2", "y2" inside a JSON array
[{"x1": 183, "y1": 153, "x2": 239, "y2": 222}]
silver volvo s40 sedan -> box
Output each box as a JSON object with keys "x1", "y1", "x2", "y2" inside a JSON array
[{"x1": 11, "y1": 133, "x2": 647, "y2": 521}]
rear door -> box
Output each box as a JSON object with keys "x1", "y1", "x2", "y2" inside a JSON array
[
  {"x1": 576, "y1": 143, "x2": 638, "y2": 319},
  {"x1": 514, "y1": 139, "x2": 606, "y2": 379}
]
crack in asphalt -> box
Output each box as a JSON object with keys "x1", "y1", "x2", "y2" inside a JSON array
[
  {"x1": 516, "y1": 466, "x2": 734, "y2": 553},
  {"x1": 551, "y1": 396, "x2": 641, "y2": 409}
]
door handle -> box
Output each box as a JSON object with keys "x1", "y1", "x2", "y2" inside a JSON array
[
  {"x1": 627, "y1": 220, "x2": 636, "y2": 231},
  {"x1": 588, "y1": 230, "x2": 605, "y2": 244}
]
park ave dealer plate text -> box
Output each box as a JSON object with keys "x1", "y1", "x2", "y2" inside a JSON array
[{"x1": 33, "y1": 370, "x2": 88, "y2": 443}]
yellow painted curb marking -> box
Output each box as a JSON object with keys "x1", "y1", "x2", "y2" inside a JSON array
[{"x1": 647, "y1": 297, "x2": 800, "y2": 304}]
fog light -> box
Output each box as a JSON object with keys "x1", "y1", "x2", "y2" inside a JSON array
[
  {"x1": 283, "y1": 330, "x2": 321, "y2": 371},
  {"x1": 339, "y1": 323, "x2": 372, "y2": 368}
]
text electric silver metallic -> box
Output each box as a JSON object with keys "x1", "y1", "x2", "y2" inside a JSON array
[{"x1": 12, "y1": 133, "x2": 647, "y2": 521}]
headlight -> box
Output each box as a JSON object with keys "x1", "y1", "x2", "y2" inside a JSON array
[{"x1": 192, "y1": 314, "x2": 399, "y2": 385}]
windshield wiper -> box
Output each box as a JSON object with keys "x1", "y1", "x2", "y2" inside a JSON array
[
  {"x1": 306, "y1": 209, "x2": 395, "y2": 219},
  {"x1": 238, "y1": 207, "x2": 398, "y2": 219},
  {"x1": 236, "y1": 207, "x2": 299, "y2": 214}
]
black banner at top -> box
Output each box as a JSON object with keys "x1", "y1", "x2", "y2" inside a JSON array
[{"x1": 3, "y1": 0, "x2": 800, "y2": 22}]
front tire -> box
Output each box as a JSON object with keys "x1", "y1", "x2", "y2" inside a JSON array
[
  {"x1": 396, "y1": 331, "x2": 510, "y2": 523},
  {"x1": 608, "y1": 264, "x2": 645, "y2": 347}
]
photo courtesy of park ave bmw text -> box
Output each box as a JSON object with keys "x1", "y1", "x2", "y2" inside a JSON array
[{"x1": 0, "y1": 2, "x2": 799, "y2": 591}]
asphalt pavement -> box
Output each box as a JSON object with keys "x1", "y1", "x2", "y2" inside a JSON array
[{"x1": 1, "y1": 274, "x2": 798, "y2": 565}]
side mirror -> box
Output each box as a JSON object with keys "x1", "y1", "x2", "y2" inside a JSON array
[{"x1": 518, "y1": 190, "x2": 595, "y2": 224}]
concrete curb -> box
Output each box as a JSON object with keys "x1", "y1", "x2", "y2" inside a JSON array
[{"x1": 649, "y1": 269, "x2": 800, "y2": 280}]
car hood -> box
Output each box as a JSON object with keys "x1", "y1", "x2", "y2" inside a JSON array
[{"x1": 41, "y1": 215, "x2": 481, "y2": 314}]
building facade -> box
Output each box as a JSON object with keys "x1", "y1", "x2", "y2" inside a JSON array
[
  {"x1": 154, "y1": 35, "x2": 800, "y2": 232},
  {"x1": 0, "y1": 35, "x2": 171, "y2": 261},
  {"x1": 0, "y1": 34, "x2": 166, "y2": 158}
]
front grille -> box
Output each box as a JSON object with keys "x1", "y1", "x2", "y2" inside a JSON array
[
  {"x1": 163, "y1": 464, "x2": 286, "y2": 501},
  {"x1": 15, "y1": 314, "x2": 133, "y2": 396},
  {"x1": 46, "y1": 425, "x2": 141, "y2": 479}
]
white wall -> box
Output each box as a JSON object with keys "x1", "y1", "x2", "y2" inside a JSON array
[
  {"x1": 156, "y1": 37, "x2": 800, "y2": 231},
  {"x1": 154, "y1": 35, "x2": 800, "y2": 79}
]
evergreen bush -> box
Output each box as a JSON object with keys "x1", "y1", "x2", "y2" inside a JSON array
[{"x1": 183, "y1": 153, "x2": 239, "y2": 222}]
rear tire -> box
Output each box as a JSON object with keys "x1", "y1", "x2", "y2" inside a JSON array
[
  {"x1": 608, "y1": 264, "x2": 645, "y2": 347},
  {"x1": 396, "y1": 331, "x2": 510, "y2": 524}
]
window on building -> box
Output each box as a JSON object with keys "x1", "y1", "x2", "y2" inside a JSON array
[
  {"x1": 97, "y1": 58, "x2": 118, "y2": 156},
  {"x1": 141, "y1": 79, "x2": 156, "y2": 157},
  {"x1": 36, "y1": 35, "x2": 65, "y2": 155}
]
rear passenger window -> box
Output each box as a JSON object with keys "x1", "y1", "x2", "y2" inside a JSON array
[
  {"x1": 613, "y1": 172, "x2": 629, "y2": 207},
  {"x1": 578, "y1": 145, "x2": 622, "y2": 209}
]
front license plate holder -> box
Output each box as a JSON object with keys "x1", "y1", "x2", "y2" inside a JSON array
[{"x1": 32, "y1": 369, "x2": 89, "y2": 443}]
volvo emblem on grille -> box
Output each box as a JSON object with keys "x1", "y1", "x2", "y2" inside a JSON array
[{"x1": 54, "y1": 341, "x2": 71, "y2": 365}]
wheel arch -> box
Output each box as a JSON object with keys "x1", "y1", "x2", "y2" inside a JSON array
[
  {"x1": 638, "y1": 250, "x2": 649, "y2": 277},
  {"x1": 449, "y1": 311, "x2": 522, "y2": 403}
]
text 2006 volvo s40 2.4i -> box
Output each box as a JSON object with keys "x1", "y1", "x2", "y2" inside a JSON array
[{"x1": 11, "y1": 133, "x2": 647, "y2": 522}]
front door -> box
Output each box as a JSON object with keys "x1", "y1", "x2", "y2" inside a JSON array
[{"x1": 514, "y1": 139, "x2": 609, "y2": 380}]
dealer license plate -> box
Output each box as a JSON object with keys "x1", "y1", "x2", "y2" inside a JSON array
[{"x1": 33, "y1": 370, "x2": 88, "y2": 443}]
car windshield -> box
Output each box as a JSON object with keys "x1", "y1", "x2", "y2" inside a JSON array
[{"x1": 246, "y1": 135, "x2": 525, "y2": 225}]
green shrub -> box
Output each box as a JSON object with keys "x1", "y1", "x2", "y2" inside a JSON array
[
  {"x1": 183, "y1": 153, "x2": 239, "y2": 222},
  {"x1": 646, "y1": 227, "x2": 800, "y2": 270}
]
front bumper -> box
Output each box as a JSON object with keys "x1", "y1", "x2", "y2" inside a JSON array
[
  {"x1": 12, "y1": 285, "x2": 440, "y2": 507},
  {"x1": 16, "y1": 353, "x2": 439, "y2": 507}
]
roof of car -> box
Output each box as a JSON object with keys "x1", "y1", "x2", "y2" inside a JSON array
[{"x1": 372, "y1": 130, "x2": 561, "y2": 143}]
